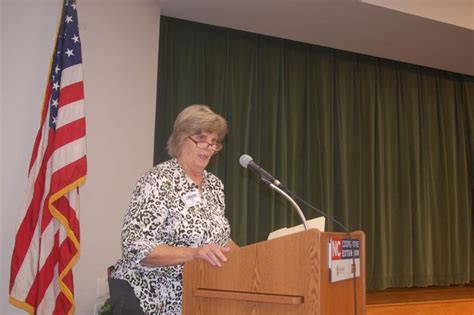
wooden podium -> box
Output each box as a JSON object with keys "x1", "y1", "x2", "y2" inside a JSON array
[{"x1": 183, "y1": 229, "x2": 365, "y2": 315}]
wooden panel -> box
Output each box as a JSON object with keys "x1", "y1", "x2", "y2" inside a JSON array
[
  {"x1": 366, "y1": 299, "x2": 474, "y2": 315},
  {"x1": 193, "y1": 289, "x2": 304, "y2": 304},
  {"x1": 183, "y1": 230, "x2": 320, "y2": 315},
  {"x1": 189, "y1": 299, "x2": 304, "y2": 315},
  {"x1": 183, "y1": 229, "x2": 366, "y2": 315},
  {"x1": 367, "y1": 286, "x2": 474, "y2": 315},
  {"x1": 367, "y1": 286, "x2": 474, "y2": 304}
]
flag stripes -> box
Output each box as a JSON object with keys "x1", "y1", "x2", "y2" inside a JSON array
[{"x1": 9, "y1": 0, "x2": 86, "y2": 314}]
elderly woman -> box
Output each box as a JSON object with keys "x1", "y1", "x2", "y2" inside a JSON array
[{"x1": 109, "y1": 105, "x2": 235, "y2": 314}]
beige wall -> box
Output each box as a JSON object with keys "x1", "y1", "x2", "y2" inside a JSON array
[
  {"x1": 0, "y1": 0, "x2": 160, "y2": 314},
  {"x1": 363, "y1": 0, "x2": 474, "y2": 30}
]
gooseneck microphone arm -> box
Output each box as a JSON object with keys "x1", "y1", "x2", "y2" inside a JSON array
[
  {"x1": 261, "y1": 178, "x2": 309, "y2": 230},
  {"x1": 240, "y1": 154, "x2": 309, "y2": 230}
]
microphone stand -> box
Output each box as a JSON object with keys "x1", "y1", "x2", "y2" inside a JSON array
[
  {"x1": 259, "y1": 175, "x2": 358, "y2": 315},
  {"x1": 262, "y1": 178, "x2": 309, "y2": 230}
]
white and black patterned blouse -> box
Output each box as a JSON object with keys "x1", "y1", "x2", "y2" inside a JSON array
[{"x1": 112, "y1": 158, "x2": 231, "y2": 314}]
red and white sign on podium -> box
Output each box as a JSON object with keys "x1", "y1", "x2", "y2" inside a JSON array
[{"x1": 329, "y1": 237, "x2": 361, "y2": 282}]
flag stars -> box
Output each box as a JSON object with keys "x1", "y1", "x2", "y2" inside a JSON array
[
  {"x1": 65, "y1": 15, "x2": 73, "y2": 23},
  {"x1": 72, "y1": 34, "x2": 80, "y2": 43},
  {"x1": 65, "y1": 48, "x2": 74, "y2": 57},
  {"x1": 51, "y1": 99, "x2": 59, "y2": 107},
  {"x1": 52, "y1": 82, "x2": 60, "y2": 91},
  {"x1": 71, "y1": 3, "x2": 77, "y2": 10}
]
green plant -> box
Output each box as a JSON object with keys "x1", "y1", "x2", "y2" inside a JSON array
[{"x1": 98, "y1": 298, "x2": 111, "y2": 315}]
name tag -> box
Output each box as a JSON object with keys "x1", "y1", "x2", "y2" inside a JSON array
[{"x1": 182, "y1": 190, "x2": 202, "y2": 208}]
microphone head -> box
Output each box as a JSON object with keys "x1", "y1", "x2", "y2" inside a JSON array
[{"x1": 239, "y1": 154, "x2": 253, "y2": 168}]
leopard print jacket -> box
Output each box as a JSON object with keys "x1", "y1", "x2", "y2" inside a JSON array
[{"x1": 111, "y1": 158, "x2": 231, "y2": 314}]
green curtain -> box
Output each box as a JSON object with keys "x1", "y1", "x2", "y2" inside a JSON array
[{"x1": 154, "y1": 16, "x2": 474, "y2": 290}]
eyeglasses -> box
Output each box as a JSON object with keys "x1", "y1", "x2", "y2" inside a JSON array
[{"x1": 187, "y1": 136, "x2": 224, "y2": 152}]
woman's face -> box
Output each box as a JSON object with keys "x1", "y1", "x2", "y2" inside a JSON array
[{"x1": 179, "y1": 130, "x2": 219, "y2": 171}]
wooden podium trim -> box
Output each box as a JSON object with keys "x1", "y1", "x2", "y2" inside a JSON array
[{"x1": 194, "y1": 288, "x2": 304, "y2": 305}]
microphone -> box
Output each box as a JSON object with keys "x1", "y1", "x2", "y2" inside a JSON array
[{"x1": 239, "y1": 154, "x2": 281, "y2": 187}]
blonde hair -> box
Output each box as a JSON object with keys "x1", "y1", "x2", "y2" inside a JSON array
[{"x1": 167, "y1": 104, "x2": 228, "y2": 157}]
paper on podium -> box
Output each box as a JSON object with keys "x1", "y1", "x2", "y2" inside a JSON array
[{"x1": 267, "y1": 216, "x2": 326, "y2": 240}]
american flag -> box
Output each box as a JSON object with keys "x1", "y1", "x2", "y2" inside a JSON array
[{"x1": 9, "y1": 0, "x2": 86, "y2": 314}]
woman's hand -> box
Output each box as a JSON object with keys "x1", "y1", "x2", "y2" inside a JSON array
[
  {"x1": 193, "y1": 243, "x2": 230, "y2": 267},
  {"x1": 141, "y1": 241, "x2": 236, "y2": 267}
]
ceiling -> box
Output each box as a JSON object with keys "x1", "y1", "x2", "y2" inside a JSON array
[
  {"x1": 155, "y1": 0, "x2": 474, "y2": 76},
  {"x1": 363, "y1": 0, "x2": 473, "y2": 30}
]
